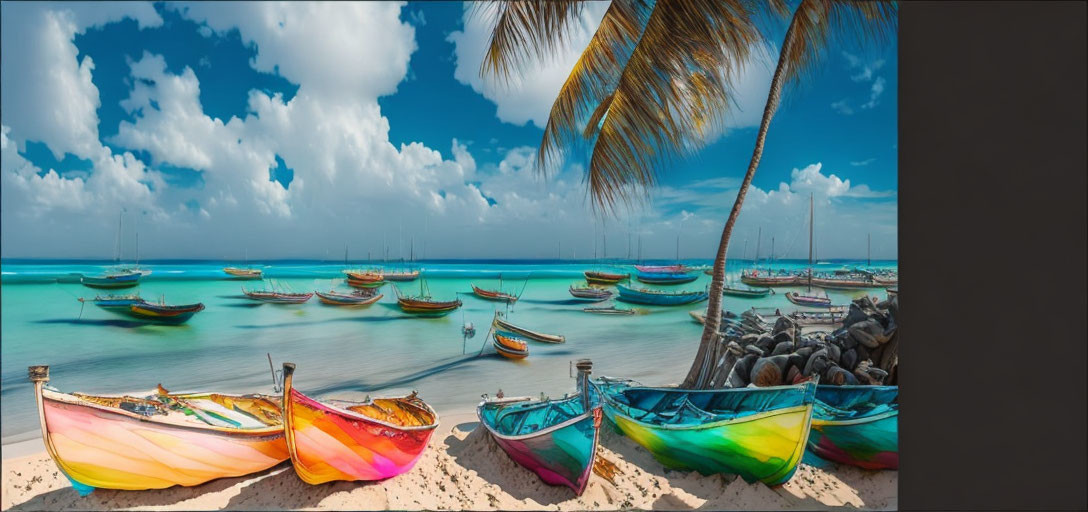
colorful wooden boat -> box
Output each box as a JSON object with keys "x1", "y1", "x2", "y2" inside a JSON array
[
  {"x1": 382, "y1": 269, "x2": 421, "y2": 282},
  {"x1": 28, "y1": 365, "x2": 288, "y2": 495},
  {"x1": 583, "y1": 305, "x2": 638, "y2": 315},
  {"x1": 315, "y1": 290, "x2": 383, "y2": 306},
  {"x1": 81, "y1": 271, "x2": 141, "y2": 289},
  {"x1": 223, "y1": 267, "x2": 263, "y2": 280},
  {"x1": 569, "y1": 285, "x2": 613, "y2": 301},
  {"x1": 597, "y1": 377, "x2": 817, "y2": 485},
  {"x1": 394, "y1": 285, "x2": 461, "y2": 317},
  {"x1": 635, "y1": 272, "x2": 698, "y2": 285},
  {"x1": 281, "y1": 363, "x2": 438, "y2": 483},
  {"x1": 471, "y1": 284, "x2": 518, "y2": 303},
  {"x1": 784, "y1": 291, "x2": 833, "y2": 307},
  {"x1": 477, "y1": 360, "x2": 601, "y2": 495},
  {"x1": 126, "y1": 302, "x2": 205, "y2": 324},
  {"x1": 808, "y1": 385, "x2": 898, "y2": 470},
  {"x1": 722, "y1": 285, "x2": 771, "y2": 298},
  {"x1": 242, "y1": 288, "x2": 313, "y2": 304},
  {"x1": 584, "y1": 271, "x2": 629, "y2": 285},
  {"x1": 493, "y1": 312, "x2": 565, "y2": 343},
  {"x1": 616, "y1": 284, "x2": 708, "y2": 306},
  {"x1": 345, "y1": 270, "x2": 386, "y2": 289},
  {"x1": 740, "y1": 271, "x2": 799, "y2": 287},
  {"x1": 88, "y1": 294, "x2": 145, "y2": 312},
  {"x1": 493, "y1": 333, "x2": 529, "y2": 360},
  {"x1": 634, "y1": 264, "x2": 687, "y2": 273}
]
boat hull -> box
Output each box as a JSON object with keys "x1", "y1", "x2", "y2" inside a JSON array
[
  {"x1": 284, "y1": 389, "x2": 437, "y2": 483},
  {"x1": 37, "y1": 393, "x2": 288, "y2": 493},
  {"x1": 722, "y1": 287, "x2": 771, "y2": 298},
  {"x1": 635, "y1": 273, "x2": 698, "y2": 285},
  {"x1": 472, "y1": 285, "x2": 517, "y2": 302},
  {"x1": 478, "y1": 402, "x2": 601, "y2": 495},
  {"x1": 785, "y1": 292, "x2": 832, "y2": 307},
  {"x1": 740, "y1": 274, "x2": 799, "y2": 287},
  {"x1": 493, "y1": 315, "x2": 565, "y2": 343},
  {"x1": 316, "y1": 291, "x2": 382, "y2": 306},
  {"x1": 82, "y1": 274, "x2": 141, "y2": 289},
  {"x1": 807, "y1": 386, "x2": 898, "y2": 470},
  {"x1": 616, "y1": 284, "x2": 708, "y2": 306},
  {"x1": 124, "y1": 303, "x2": 204, "y2": 324},
  {"x1": 584, "y1": 271, "x2": 627, "y2": 285},
  {"x1": 600, "y1": 381, "x2": 816, "y2": 486}
]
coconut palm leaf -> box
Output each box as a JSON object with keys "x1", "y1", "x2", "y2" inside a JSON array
[{"x1": 477, "y1": 1, "x2": 587, "y2": 82}]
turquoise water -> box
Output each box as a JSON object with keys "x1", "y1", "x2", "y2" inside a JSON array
[{"x1": 0, "y1": 259, "x2": 896, "y2": 442}]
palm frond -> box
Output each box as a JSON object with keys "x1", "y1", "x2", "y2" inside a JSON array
[
  {"x1": 583, "y1": 0, "x2": 764, "y2": 211},
  {"x1": 779, "y1": 0, "x2": 898, "y2": 90},
  {"x1": 476, "y1": 1, "x2": 587, "y2": 83}
]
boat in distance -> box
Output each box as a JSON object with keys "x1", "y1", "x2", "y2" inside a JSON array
[
  {"x1": 281, "y1": 363, "x2": 438, "y2": 483},
  {"x1": 493, "y1": 312, "x2": 565, "y2": 343},
  {"x1": 584, "y1": 271, "x2": 629, "y2": 285},
  {"x1": 616, "y1": 284, "x2": 709, "y2": 306},
  {"x1": 242, "y1": 288, "x2": 313, "y2": 304},
  {"x1": 569, "y1": 284, "x2": 613, "y2": 301},
  {"x1": 223, "y1": 267, "x2": 263, "y2": 280},
  {"x1": 635, "y1": 272, "x2": 698, "y2": 285},
  {"x1": 315, "y1": 290, "x2": 383, "y2": 306},
  {"x1": 471, "y1": 284, "x2": 518, "y2": 303},
  {"x1": 28, "y1": 365, "x2": 288, "y2": 495},
  {"x1": 477, "y1": 360, "x2": 601, "y2": 495}
]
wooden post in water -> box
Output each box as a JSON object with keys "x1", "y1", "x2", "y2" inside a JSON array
[{"x1": 575, "y1": 359, "x2": 593, "y2": 411}]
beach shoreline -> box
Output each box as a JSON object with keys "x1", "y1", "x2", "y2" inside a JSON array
[{"x1": 1, "y1": 406, "x2": 896, "y2": 511}]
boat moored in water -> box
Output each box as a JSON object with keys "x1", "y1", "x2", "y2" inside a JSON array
[
  {"x1": 584, "y1": 271, "x2": 629, "y2": 285},
  {"x1": 493, "y1": 312, "x2": 565, "y2": 343},
  {"x1": 315, "y1": 290, "x2": 383, "y2": 306},
  {"x1": 223, "y1": 267, "x2": 263, "y2": 280},
  {"x1": 616, "y1": 284, "x2": 708, "y2": 306},
  {"x1": 242, "y1": 288, "x2": 313, "y2": 304}
]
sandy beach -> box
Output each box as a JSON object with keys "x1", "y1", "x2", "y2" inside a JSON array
[{"x1": 1, "y1": 409, "x2": 895, "y2": 511}]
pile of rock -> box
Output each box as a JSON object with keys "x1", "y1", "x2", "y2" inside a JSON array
[{"x1": 714, "y1": 295, "x2": 899, "y2": 388}]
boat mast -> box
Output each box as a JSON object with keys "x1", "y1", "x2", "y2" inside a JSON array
[
  {"x1": 808, "y1": 193, "x2": 814, "y2": 290},
  {"x1": 115, "y1": 211, "x2": 122, "y2": 263},
  {"x1": 755, "y1": 227, "x2": 762, "y2": 270},
  {"x1": 867, "y1": 232, "x2": 871, "y2": 267}
]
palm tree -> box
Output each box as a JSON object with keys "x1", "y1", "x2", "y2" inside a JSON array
[{"x1": 478, "y1": 0, "x2": 896, "y2": 389}]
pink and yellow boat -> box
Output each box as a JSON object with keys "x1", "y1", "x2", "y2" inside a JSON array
[
  {"x1": 281, "y1": 363, "x2": 439, "y2": 484},
  {"x1": 28, "y1": 366, "x2": 289, "y2": 495}
]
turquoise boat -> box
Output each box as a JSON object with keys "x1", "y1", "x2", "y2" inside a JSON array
[
  {"x1": 597, "y1": 378, "x2": 817, "y2": 485},
  {"x1": 477, "y1": 361, "x2": 601, "y2": 495},
  {"x1": 81, "y1": 271, "x2": 141, "y2": 289},
  {"x1": 808, "y1": 385, "x2": 898, "y2": 470},
  {"x1": 616, "y1": 284, "x2": 708, "y2": 306}
]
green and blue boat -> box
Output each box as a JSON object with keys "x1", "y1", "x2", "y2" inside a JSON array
[
  {"x1": 808, "y1": 385, "x2": 898, "y2": 470},
  {"x1": 597, "y1": 377, "x2": 817, "y2": 485}
]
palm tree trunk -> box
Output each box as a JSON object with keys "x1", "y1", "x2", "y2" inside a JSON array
[{"x1": 681, "y1": 5, "x2": 805, "y2": 389}]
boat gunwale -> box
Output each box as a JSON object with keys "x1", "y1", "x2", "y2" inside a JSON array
[
  {"x1": 40, "y1": 388, "x2": 285, "y2": 436},
  {"x1": 476, "y1": 397, "x2": 600, "y2": 441},
  {"x1": 289, "y1": 388, "x2": 440, "y2": 433}
]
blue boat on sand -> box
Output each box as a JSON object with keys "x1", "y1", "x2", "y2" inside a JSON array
[
  {"x1": 477, "y1": 360, "x2": 602, "y2": 495},
  {"x1": 616, "y1": 284, "x2": 708, "y2": 306}
]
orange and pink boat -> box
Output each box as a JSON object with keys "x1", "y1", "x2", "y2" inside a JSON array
[
  {"x1": 28, "y1": 366, "x2": 289, "y2": 495},
  {"x1": 281, "y1": 363, "x2": 439, "y2": 484}
]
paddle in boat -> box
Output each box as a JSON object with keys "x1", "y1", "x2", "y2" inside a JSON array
[
  {"x1": 616, "y1": 284, "x2": 708, "y2": 306},
  {"x1": 242, "y1": 287, "x2": 313, "y2": 304},
  {"x1": 394, "y1": 281, "x2": 461, "y2": 317},
  {"x1": 569, "y1": 284, "x2": 613, "y2": 301},
  {"x1": 722, "y1": 284, "x2": 772, "y2": 298},
  {"x1": 493, "y1": 311, "x2": 565, "y2": 343},
  {"x1": 808, "y1": 385, "x2": 898, "y2": 470},
  {"x1": 281, "y1": 363, "x2": 439, "y2": 483},
  {"x1": 223, "y1": 267, "x2": 263, "y2": 280},
  {"x1": 28, "y1": 365, "x2": 288, "y2": 495},
  {"x1": 315, "y1": 289, "x2": 383, "y2": 306},
  {"x1": 81, "y1": 270, "x2": 141, "y2": 289},
  {"x1": 584, "y1": 270, "x2": 629, "y2": 285},
  {"x1": 477, "y1": 360, "x2": 602, "y2": 495},
  {"x1": 493, "y1": 332, "x2": 529, "y2": 360},
  {"x1": 596, "y1": 377, "x2": 818, "y2": 485},
  {"x1": 784, "y1": 291, "x2": 833, "y2": 307},
  {"x1": 635, "y1": 272, "x2": 698, "y2": 285}
]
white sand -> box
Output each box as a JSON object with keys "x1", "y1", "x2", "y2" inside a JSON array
[{"x1": 1, "y1": 410, "x2": 895, "y2": 511}]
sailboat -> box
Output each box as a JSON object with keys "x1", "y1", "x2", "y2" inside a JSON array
[
  {"x1": 383, "y1": 238, "x2": 421, "y2": 281},
  {"x1": 83, "y1": 212, "x2": 146, "y2": 289},
  {"x1": 471, "y1": 274, "x2": 518, "y2": 303},
  {"x1": 740, "y1": 227, "x2": 798, "y2": 287},
  {"x1": 224, "y1": 248, "x2": 263, "y2": 280},
  {"x1": 785, "y1": 194, "x2": 834, "y2": 307}
]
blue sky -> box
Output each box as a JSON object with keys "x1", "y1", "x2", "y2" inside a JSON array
[{"x1": 1, "y1": 2, "x2": 897, "y2": 260}]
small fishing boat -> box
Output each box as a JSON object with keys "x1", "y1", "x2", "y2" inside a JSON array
[
  {"x1": 493, "y1": 333, "x2": 529, "y2": 360},
  {"x1": 584, "y1": 305, "x2": 638, "y2": 315},
  {"x1": 242, "y1": 288, "x2": 313, "y2": 304},
  {"x1": 28, "y1": 365, "x2": 288, "y2": 495},
  {"x1": 281, "y1": 363, "x2": 438, "y2": 483},
  {"x1": 634, "y1": 264, "x2": 687, "y2": 273},
  {"x1": 740, "y1": 270, "x2": 799, "y2": 287},
  {"x1": 87, "y1": 294, "x2": 145, "y2": 312},
  {"x1": 597, "y1": 377, "x2": 817, "y2": 485},
  {"x1": 569, "y1": 284, "x2": 613, "y2": 301},
  {"x1": 616, "y1": 284, "x2": 708, "y2": 306},
  {"x1": 584, "y1": 270, "x2": 629, "y2": 285},
  {"x1": 689, "y1": 310, "x2": 707, "y2": 324},
  {"x1": 471, "y1": 284, "x2": 518, "y2": 303},
  {"x1": 635, "y1": 272, "x2": 698, "y2": 285},
  {"x1": 315, "y1": 290, "x2": 383, "y2": 306},
  {"x1": 493, "y1": 312, "x2": 565, "y2": 343},
  {"x1": 344, "y1": 270, "x2": 385, "y2": 289},
  {"x1": 477, "y1": 360, "x2": 601, "y2": 495},
  {"x1": 394, "y1": 283, "x2": 461, "y2": 317},
  {"x1": 785, "y1": 291, "x2": 833, "y2": 307},
  {"x1": 223, "y1": 267, "x2": 263, "y2": 280},
  {"x1": 81, "y1": 271, "x2": 141, "y2": 289},
  {"x1": 85, "y1": 295, "x2": 204, "y2": 324},
  {"x1": 382, "y1": 269, "x2": 421, "y2": 282},
  {"x1": 808, "y1": 385, "x2": 898, "y2": 470},
  {"x1": 722, "y1": 285, "x2": 771, "y2": 298},
  {"x1": 811, "y1": 277, "x2": 879, "y2": 290}
]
